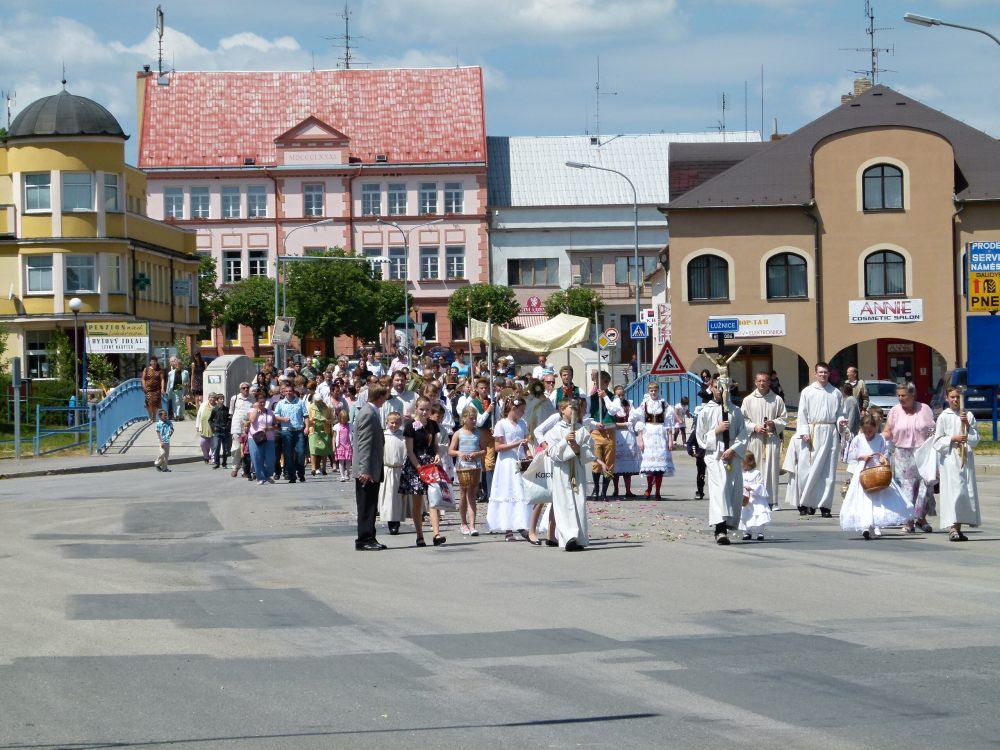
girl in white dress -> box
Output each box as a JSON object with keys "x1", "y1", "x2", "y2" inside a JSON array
[
  {"x1": 840, "y1": 415, "x2": 914, "y2": 539},
  {"x1": 608, "y1": 385, "x2": 642, "y2": 497},
  {"x1": 487, "y1": 397, "x2": 532, "y2": 539},
  {"x1": 634, "y1": 381, "x2": 676, "y2": 499},
  {"x1": 739, "y1": 451, "x2": 771, "y2": 540},
  {"x1": 378, "y1": 411, "x2": 406, "y2": 536},
  {"x1": 933, "y1": 386, "x2": 980, "y2": 541}
]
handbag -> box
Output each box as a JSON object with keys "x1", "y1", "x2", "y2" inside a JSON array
[
  {"x1": 252, "y1": 430, "x2": 266, "y2": 446},
  {"x1": 426, "y1": 480, "x2": 457, "y2": 510},
  {"x1": 520, "y1": 451, "x2": 552, "y2": 505}
]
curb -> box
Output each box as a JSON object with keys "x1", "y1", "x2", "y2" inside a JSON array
[{"x1": 0, "y1": 454, "x2": 206, "y2": 481}]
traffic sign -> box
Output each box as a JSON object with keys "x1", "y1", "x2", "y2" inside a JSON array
[
  {"x1": 968, "y1": 242, "x2": 1000, "y2": 312},
  {"x1": 597, "y1": 334, "x2": 612, "y2": 348},
  {"x1": 629, "y1": 322, "x2": 649, "y2": 339},
  {"x1": 604, "y1": 327, "x2": 619, "y2": 343},
  {"x1": 707, "y1": 317, "x2": 739, "y2": 334},
  {"x1": 650, "y1": 340, "x2": 686, "y2": 375},
  {"x1": 599, "y1": 351, "x2": 610, "y2": 363}
]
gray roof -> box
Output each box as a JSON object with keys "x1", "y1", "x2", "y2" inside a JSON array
[
  {"x1": 7, "y1": 90, "x2": 127, "y2": 141},
  {"x1": 487, "y1": 132, "x2": 760, "y2": 208},
  {"x1": 668, "y1": 85, "x2": 1000, "y2": 209}
]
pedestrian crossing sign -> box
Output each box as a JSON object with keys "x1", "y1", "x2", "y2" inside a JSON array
[{"x1": 650, "y1": 340, "x2": 685, "y2": 375}]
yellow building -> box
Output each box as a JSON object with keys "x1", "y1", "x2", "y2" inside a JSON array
[{"x1": 0, "y1": 89, "x2": 199, "y2": 378}]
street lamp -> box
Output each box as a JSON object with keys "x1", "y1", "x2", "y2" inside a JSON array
[
  {"x1": 565, "y1": 160, "x2": 642, "y2": 376},
  {"x1": 68, "y1": 297, "x2": 82, "y2": 427},
  {"x1": 376, "y1": 217, "x2": 444, "y2": 369},
  {"x1": 272, "y1": 217, "x2": 338, "y2": 369},
  {"x1": 903, "y1": 13, "x2": 1000, "y2": 46}
]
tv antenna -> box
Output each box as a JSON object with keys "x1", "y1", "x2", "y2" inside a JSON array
[
  {"x1": 156, "y1": 5, "x2": 165, "y2": 76},
  {"x1": 841, "y1": 1, "x2": 894, "y2": 83},
  {"x1": 708, "y1": 92, "x2": 728, "y2": 142},
  {"x1": 326, "y1": 3, "x2": 368, "y2": 69},
  {"x1": 2, "y1": 89, "x2": 15, "y2": 129},
  {"x1": 591, "y1": 56, "x2": 617, "y2": 142}
]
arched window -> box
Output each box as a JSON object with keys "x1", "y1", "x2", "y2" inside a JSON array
[
  {"x1": 687, "y1": 254, "x2": 729, "y2": 301},
  {"x1": 862, "y1": 164, "x2": 903, "y2": 210},
  {"x1": 865, "y1": 250, "x2": 906, "y2": 298},
  {"x1": 766, "y1": 252, "x2": 807, "y2": 299}
]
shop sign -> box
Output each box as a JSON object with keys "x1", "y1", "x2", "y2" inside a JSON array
[
  {"x1": 848, "y1": 299, "x2": 923, "y2": 324},
  {"x1": 85, "y1": 321, "x2": 150, "y2": 354},
  {"x1": 968, "y1": 241, "x2": 1000, "y2": 313}
]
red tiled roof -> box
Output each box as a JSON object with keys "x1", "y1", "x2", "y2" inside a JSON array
[{"x1": 138, "y1": 67, "x2": 486, "y2": 168}]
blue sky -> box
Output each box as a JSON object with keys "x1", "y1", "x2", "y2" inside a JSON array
[{"x1": 1, "y1": 0, "x2": 998, "y2": 163}]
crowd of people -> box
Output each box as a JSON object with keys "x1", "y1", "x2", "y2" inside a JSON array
[{"x1": 147, "y1": 350, "x2": 983, "y2": 551}]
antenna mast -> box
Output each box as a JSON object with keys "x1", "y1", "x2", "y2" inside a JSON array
[
  {"x1": 593, "y1": 56, "x2": 617, "y2": 141},
  {"x1": 327, "y1": 3, "x2": 368, "y2": 69},
  {"x1": 2, "y1": 89, "x2": 15, "y2": 129},
  {"x1": 156, "y1": 5, "x2": 165, "y2": 76},
  {"x1": 843, "y1": 1, "x2": 893, "y2": 83}
]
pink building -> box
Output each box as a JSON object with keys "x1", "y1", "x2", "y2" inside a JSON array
[{"x1": 137, "y1": 67, "x2": 488, "y2": 358}]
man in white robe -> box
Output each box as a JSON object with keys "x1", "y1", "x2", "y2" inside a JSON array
[
  {"x1": 546, "y1": 404, "x2": 599, "y2": 550},
  {"x1": 740, "y1": 371, "x2": 788, "y2": 509},
  {"x1": 795, "y1": 362, "x2": 847, "y2": 517},
  {"x1": 696, "y1": 379, "x2": 749, "y2": 545}
]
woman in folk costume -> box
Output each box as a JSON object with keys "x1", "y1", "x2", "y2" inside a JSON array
[
  {"x1": 634, "y1": 381, "x2": 676, "y2": 499},
  {"x1": 487, "y1": 396, "x2": 532, "y2": 540},
  {"x1": 840, "y1": 415, "x2": 914, "y2": 539},
  {"x1": 379, "y1": 411, "x2": 407, "y2": 536},
  {"x1": 545, "y1": 398, "x2": 604, "y2": 550},
  {"x1": 608, "y1": 384, "x2": 642, "y2": 498},
  {"x1": 933, "y1": 386, "x2": 980, "y2": 541}
]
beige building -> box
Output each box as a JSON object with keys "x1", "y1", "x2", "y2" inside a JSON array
[{"x1": 665, "y1": 84, "x2": 1000, "y2": 404}]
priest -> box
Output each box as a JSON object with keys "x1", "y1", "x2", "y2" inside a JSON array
[
  {"x1": 794, "y1": 362, "x2": 847, "y2": 517},
  {"x1": 740, "y1": 371, "x2": 788, "y2": 509},
  {"x1": 696, "y1": 377, "x2": 749, "y2": 545}
]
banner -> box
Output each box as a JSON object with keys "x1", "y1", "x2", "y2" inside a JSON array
[{"x1": 86, "y1": 321, "x2": 150, "y2": 354}]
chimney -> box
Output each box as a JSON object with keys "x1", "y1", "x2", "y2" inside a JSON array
[{"x1": 843, "y1": 78, "x2": 873, "y2": 104}]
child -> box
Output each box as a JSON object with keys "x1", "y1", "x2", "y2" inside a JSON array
[
  {"x1": 210, "y1": 393, "x2": 231, "y2": 469},
  {"x1": 332, "y1": 409, "x2": 352, "y2": 481},
  {"x1": 238, "y1": 420, "x2": 254, "y2": 481},
  {"x1": 428, "y1": 402, "x2": 455, "y2": 482},
  {"x1": 379, "y1": 412, "x2": 406, "y2": 535},
  {"x1": 840, "y1": 414, "x2": 914, "y2": 539},
  {"x1": 449, "y1": 406, "x2": 485, "y2": 536},
  {"x1": 153, "y1": 409, "x2": 174, "y2": 472},
  {"x1": 739, "y1": 451, "x2": 771, "y2": 540}
]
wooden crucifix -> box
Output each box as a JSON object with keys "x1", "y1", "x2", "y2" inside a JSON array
[{"x1": 699, "y1": 333, "x2": 743, "y2": 449}]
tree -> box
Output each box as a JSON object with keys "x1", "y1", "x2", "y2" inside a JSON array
[
  {"x1": 448, "y1": 284, "x2": 520, "y2": 328},
  {"x1": 220, "y1": 276, "x2": 274, "y2": 357},
  {"x1": 198, "y1": 255, "x2": 226, "y2": 335},
  {"x1": 376, "y1": 281, "x2": 406, "y2": 335},
  {"x1": 173, "y1": 336, "x2": 191, "y2": 369},
  {"x1": 543, "y1": 287, "x2": 605, "y2": 319},
  {"x1": 0, "y1": 323, "x2": 8, "y2": 376},
  {"x1": 285, "y1": 249, "x2": 387, "y2": 355},
  {"x1": 46, "y1": 328, "x2": 76, "y2": 381},
  {"x1": 86, "y1": 354, "x2": 117, "y2": 393}
]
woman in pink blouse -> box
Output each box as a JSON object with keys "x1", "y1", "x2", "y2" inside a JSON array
[{"x1": 882, "y1": 382, "x2": 936, "y2": 533}]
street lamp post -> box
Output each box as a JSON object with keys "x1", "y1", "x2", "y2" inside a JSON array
[
  {"x1": 565, "y1": 161, "x2": 642, "y2": 376},
  {"x1": 377, "y1": 218, "x2": 443, "y2": 369},
  {"x1": 903, "y1": 13, "x2": 1000, "y2": 47},
  {"x1": 68, "y1": 297, "x2": 82, "y2": 428}
]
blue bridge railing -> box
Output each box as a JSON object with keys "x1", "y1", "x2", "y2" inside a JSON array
[
  {"x1": 624, "y1": 371, "x2": 703, "y2": 410},
  {"x1": 33, "y1": 406, "x2": 93, "y2": 456},
  {"x1": 95, "y1": 379, "x2": 148, "y2": 454}
]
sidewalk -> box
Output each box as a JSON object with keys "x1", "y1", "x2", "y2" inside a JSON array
[{"x1": 0, "y1": 417, "x2": 207, "y2": 480}]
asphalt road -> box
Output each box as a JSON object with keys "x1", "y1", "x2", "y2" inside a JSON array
[{"x1": 2, "y1": 455, "x2": 999, "y2": 749}]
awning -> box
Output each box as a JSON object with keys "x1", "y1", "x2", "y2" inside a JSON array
[
  {"x1": 511, "y1": 313, "x2": 547, "y2": 329},
  {"x1": 470, "y1": 313, "x2": 591, "y2": 353}
]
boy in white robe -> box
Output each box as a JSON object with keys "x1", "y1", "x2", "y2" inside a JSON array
[{"x1": 378, "y1": 412, "x2": 407, "y2": 535}]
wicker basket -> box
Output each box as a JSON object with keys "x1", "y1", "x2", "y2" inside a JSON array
[
  {"x1": 859, "y1": 456, "x2": 893, "y2": 492},
  {"x1": 457, "y1": 468, "x2": 481, "y2": 488}
]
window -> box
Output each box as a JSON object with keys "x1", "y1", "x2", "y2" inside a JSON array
[
  {"x1": 24, "y1": 173, "x2": 51, "y2": 211},
  {"x1": 444, "y1": 182, "x2": 463, "y2": 214},
  {"x1": 247, "y1": 186, "x2": 267, "y2": 218},
  {"x1": 865, "y1": 250, "x2": 905, "y2": 298},
  {"x1": 687, "y1": 254, "x2": 729, "y2": 301},
  {"x1": 766, "y1": 253, "x2": 807, "y2": 299},
  {"x1": 388, "y1": 246, "x2": 407, "y2": 281},
  {"x1": 27, "y1": 331, "x2": 51, "y2": 378},
  {"x1": 421, "y1": 312, "x2": 437, "y2": 342},
  {"x1": 222, "y1": 186, "x2": 241, "y2": 218},
  {"x1": 445, "y1": 246, "x2": 465, "y2": 279},
  {"x1": 362, "y1": 184, "x2": 381, "y2": 216},
  {"x1": 106, "y1": 255, "x2": 123, "y2": 293},
  {"x1": 420, "y1": 247, "x2": 439, "y2": 280},
  {"x1": 362, "y1": 248, "x2": 385, "y2": 277},
  {"x1": 387, "y1": 183, "x2": 407, "y2": 215},
  {"x1": 62, "y1": 172, "x2": 93, "y2": 211},
  {"x1": 224, "y1": 320, "x2": 240, "y2": 344},
  {"x1": 615, "y1": 255, "x2": 658, "y2": 285},
  {"x1": 247, "y1": 250, "x2": 268, "y2": 277},
  {"x1": 863, "y1": 164, "x2": 903, "y2": 210},
  {"x1": 65, "y1": 255, "x2": 96, "y2": 292},
  {"x1": 104, "y1": 173, "x2": 120, "y2": 212},
  {"x1": 419, "y1": 183, "x2": 437, "y2": 214},
  {"x1": 26, "y1": 255, "x2": 53, "y2": 292},
  {"x1": 164, "y1": 187, "x2": 184, "y2": 219},
  {"x1": 190, "y1": 187, "x2": 210, "y2": 219},
  {"x1": 223, "y1": 251, "x2": 243, "y2": 283},
  {"x1": 508, "y1": 258, "x2": 558, "y2": 286},
  {"x1": 303, "y1": 183, "x2": 324, "y2": 217},
  {"x1": 579, "y1": 257, "x2": 604, "y2": 285}
]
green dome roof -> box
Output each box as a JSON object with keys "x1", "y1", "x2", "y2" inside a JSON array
[{"x1": 7, "y1": 90, "x2": 127, "y2": 140}]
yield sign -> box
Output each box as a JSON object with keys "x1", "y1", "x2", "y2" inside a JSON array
[{"x1": 650, "y1": 340, "x2": 686, "y2": 375}]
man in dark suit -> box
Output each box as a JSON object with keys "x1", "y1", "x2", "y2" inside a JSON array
[{"x1": 352, "y1": 384, "x2": 389, "y2": 551}]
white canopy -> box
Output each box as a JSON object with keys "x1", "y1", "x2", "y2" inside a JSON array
[{"x1": 470, "y1": 313, "x2": 591, "y2": 353}]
